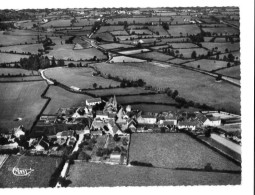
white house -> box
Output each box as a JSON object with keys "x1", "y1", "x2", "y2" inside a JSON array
[
  {"x1": 13, "y1": 126, "x2": 25, "y2": 138},
  {"x1": 178, "y1": 121, "x2": 198, "y2": 131},
  {"x1": 137, "y1": 112, "x2": 157, "y2": 124},
  {"x1": 86, "y1": 98, "x2": 101, "y2": 106}
]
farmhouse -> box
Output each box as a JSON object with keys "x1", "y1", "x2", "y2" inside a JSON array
[
  {"x1": 86, "y1": 98, "x2": 102, "y2": 106},
  {"x1": 196, "y1": 113, "x2": 221, "y2": 127},
  {"x1": 177, "y1": 121, "x2": 199, "y2": 131},
  {"x1": 136, "y1": 111, "x2": 157, "y2": 124}
]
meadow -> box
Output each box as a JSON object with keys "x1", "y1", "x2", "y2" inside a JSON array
[
  {"x1": 95, "y1": 62, "x2": 241, "y2": 114},
  {"x1": 215, "y1": 66, "x2": 241, "y2": 79},
  {"x1": 132, "y1": 51, "x2": 174, "y2": 61},
  {"x1": 109, "y1": 56, "x2": 146, "y2": 63},
  {"x1": 0, "y1": 81, "x2": 48, "y2": 132},
  {"x1": 0, "y1": 68, "x2": 39, "y2": 76},
  {"x1": 99, "y1": 43, "x2": 134, "y2": 50},
  {"x1": 129, "y1": 133, "x2": 240, "y2": 171},
  {"x1": 0, "y1": 44, "x2": 43, "y2": 54},
  {"x1": 173, "y1": 48, "x2": 208, "y2": 58},
  {"x1": 167, "y1": 24, "x2": 201, "y2": 36},
  {"x1": 0, "y1": 53, "x2": 29, "y2": 63},
  {"x1": 201, "y1": 42, "x2": 240, "y2": 53},
  {"x1": 202, "y1": 27, "x2": 239, "y2": 35},
  {"x1": 0, "y1": 32, "x2": 37, "y2": 45}
]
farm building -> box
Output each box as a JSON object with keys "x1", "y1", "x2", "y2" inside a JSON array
[
  {"x1": 136, "y1": 111, "x2": 157, "y2": 124},
  {"x1": 196, "y1": 113, "x2": 221, "y2": 127},
  {"x1": 177, "y1": 121, "x2": 199, "y2": 131},
  {"x1": 86, "y1": 98, "x2": 102, "y2": 106}
]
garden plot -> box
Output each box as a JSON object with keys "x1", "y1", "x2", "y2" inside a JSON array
[
  {"x1": 215, "y1": 66, "x2": 240, "y2": 79},
  {"x1": 118, "y1": 49, "x2": 150, "y2": 55},
  {"x1": 0, "y1": 44, "x2": 43, "y2": 54},
  {"x1": 167, "y1": 24, "x2": 201, "y2": 37},
  {"x1": 201, "y1": 42, "x2": 240, "y2": 53},
  {"x1": 0, "y1": 53, "x2": 29, "y2": 63},
  {"x1": 45, "y1": 44, "x2": 107, "y2": 60},
  {"x1": 148, "y1": 26, "x2": 169, "y2": 36},
  {"x1": 173, "y1": 48, "x2": 208, "y2": 58},
  {"x1": 131, "y1": 51, "x2": 174, "y2": 61},
  {"x1": 109, "y1": 56, "x2": 146, "y2": 63},
  {"x1": 183, "y1": 59, "x2": 234, "y2": 71},
  {"x1": 99, "y1": 43, "x2": 134, "y2": 50},
  {"x1": 44, "y1": 67, "x2": 120, "y2": 89},
  {"x1": 129, "y1": 133, "x2": 240, "y2": 171}
]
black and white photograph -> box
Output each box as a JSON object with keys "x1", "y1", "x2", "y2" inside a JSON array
[{"x1": 0, "y1": 0, "x2": 253, "y2": 193}]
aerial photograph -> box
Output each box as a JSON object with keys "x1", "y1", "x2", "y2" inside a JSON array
[{"x1": 0, "y1": 2, "x2": 251, "y2": 190}]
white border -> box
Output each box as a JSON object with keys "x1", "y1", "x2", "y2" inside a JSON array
[{"x1": 1, "y1": 0, "x2": 254, "y2": 195}]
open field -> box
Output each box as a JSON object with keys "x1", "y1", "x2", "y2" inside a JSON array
[
  {"x1": 43, "y1": 86, "x2": 92, "y2": 115},
  {"x1": 44, "y1": 67, "x2": 120, "y2": 89},
  {"x1": 0, "y1": 68, "x2": 39, "y2": 76},
  {"x1": 95, "y1": 62, "x2": 240, "y2": 114},
  {"x1": 0, "y1": 44, "x2": 43, "y2": 54},
  {"x1": 0, "y1": 76, "x2": 43, "y2": 82},
  {"x1": 45, "y1": 45, "x2": 107, "y2": 60},
  {"x1": 130, "y1": 104, "x2": 200, "y2": 112},
  {"x1": 148, "y1": 26, "x2": 169, "y2": 36},
  {"x1": 86, "y1": 87, "x2": 151, "y2": 97},
  {"x1": 215, "y1": 66, "x2": 241, "y2": 79},
  {"x1": 218, "y1": 51, "x2": 240, "y2": 61},
  {"x1": 201, "y1": 42, "x2": 240, "y2": 53},
  {"x1": 99, "y1": 43, "x2": 134, "y2": 50},
  {"x1": 129, "y1": 29, "x2": 153, "y2": 35},
  {"x1": 96, "y1": 26, "x2": 124, "y2": 33},
  {"x1": 66, "y1": 160, "x2": 240, "y2": 186},
  {"x1": 173, "y1": 48, "x2": 208, "y2": 58},
  {"x1": 167, "y1": 24, "x2": 201, "y2": 37},
  {"x1": 116, "y1": 94, "x2": 176, "y2": 105},
  {"x1": 109, "y1": 56, "x2": 146, "y2": 63},
  {"x1": 110, "y1": 30, "x2": 129, "y2": 36},
  {"x1": 0, "y1": 32, "x2": 37, "y2": 45},
  {"x1": 115, "y1": 35, "x2": 138, "y2": 41},
  {"x1": 3, "y1": 30, "x2": 40, "y2": 36},
  {"x1": 167, "y1": 42, "x2": 198, "y2": 48},
  {"x1": 118, "y1": 49, "x2": 150, "y2": 55},
  {"x1": 129, "y1": 133, "x2": 240, "y2": 171},
  {"x1": 167, "y1": 58, "x2": 194, "y2": 64},
  {"x1": 91, "y1": 32, "x2": 114, "y2": 42},
  {"x1": 0, "y1": 81, "x2": 48, "y2": 132},
  {"x1": 132, "y1": 51, "x2": 174, "y2": 61},
  {"x1": 159, "y1": 37, "x2": 191, "y2": 44},
  {"x1": 41, "y1": 19, "x2": 71, "y2": 27},
  {"x1": 183, "y1": 59, "x2": 234, "y2": 71},
  {"x1": 0, "y1": 53, "x2": 29, "y2": 63},
  {"x1": 0, "y1": 155, "x2": 62, "y2": 188},
  {"x1": 202, "y1": 27, "x2": 239, "y2": 35}
]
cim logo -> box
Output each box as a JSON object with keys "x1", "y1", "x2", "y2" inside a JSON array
[{"x1": 12, "y1": 167, "x2": 34, "y2": 176}]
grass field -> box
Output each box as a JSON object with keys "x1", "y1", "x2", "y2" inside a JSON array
[
  {"x1": 183, "y1": 59, "x2": 234, "y2": 71},
  {"x1": 0, "y1": 76, "x2": 43, "y2": 82},
  {"x1": 0, "y1": 68, "x2": 39, "y2": 76},
  {"x1": 215, "y1": 66, "x2": 241, "y2": 79},
  {"x1": 167, "y1": 58, "x2": 194, "y2": 64},
  {"x1": 129, "y1": 133, "x2": 240, "y2": 171},
  {"x1": 96, "y1": 25, "x2": 124, "y2": 33},
  {"x1": 129, "y1": 29, "x2": 153, "y2": 35},
  {"x1": 0, "y1": 44, "x2": 43, "y2": 54},
  {"x1": 0, "y1": 81, "x2": 48, "y2": 132},
  {"x1": 167, "y1": 24, "x2": 201, "y2": 37},
  {"x1": 44, "y1": 67, "x2": 120, "y2": 89},
  {"x1": 118, "y1": 49, "x2": 150, "y2": 55},
  {"x1": 91, "y1": 32, "x2": 114, "y2": 42},
  {"x1": 86, "y1": 87, "x2": 152, "y2": 97},
  {"x1": 218, "y1": 51, "x2": 240, "y2": 61},
  {"x1": 95, "y1": 62, "x2": 240, "y2": 114},
  {"x1": 159, "y1": 37, "x2": 191, "y2": 44},
  {"x1": 173, "y1": 48, "x2": 208, "y2": 58},
  {"x1": 43, "y1": 86, "x2": 93, "y2": 115},
  {"x1": 202, "y1": 27, "x2": 239, "y2": 35},
  {"x1": 115, "y1": 35, "x2": 138, "y2": 41},
  {"x1": 45, "y1": 44, "x2": 107, "y2": 60},
  {"x1": 0, "y1": 32, "x2": 37, "y2": 45},
  {"x1": 0, "y1": 53, "x2": 29, "y2": 63},
  {"x1": 110, "y1": 30, "x2": 129, "y2": 36},
  {"x1": 99, "y1": 43, "x2": 134, "y2": 50},
  {"x1": 41, "y1": 19, "x2": 71, "y2": 27},
  {"x1": 132, "y1": 51, "x2": 174, "y2": 61},
  {"x1": 167, "y1": 42, "x2": 198, "y2": 48},
  {"x1": 130, "y1": 104, "x2": 200, "y2": 112},
  {"x1": 201, "y1": 42, "x2": 240, "y2": 53},
  {"x1": 0, "y1": 155, "x2": 62, "y2": 188},
  {"x1": 66, "y1": 160, "x2": 240, "y2": 186},
  {"x1": 109, "y1": 56, "x2": 146, "y2": 63}
]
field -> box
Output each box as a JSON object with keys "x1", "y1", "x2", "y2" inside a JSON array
[
  {"x1": 45, "y1": 44, "x2": 107, "y2": 60},
  {"x1": 131, "y1": 51, "x2": 174, "y2": 61},
  {"x1": 159, "y1": 37, "x2": 191, "y2": 43},
  {"x1": 86, "y1": 87, "x2": 150, "y2": 97},
  {"x1": 66, "y1": 161, "x2": 240, "y2": 186},
  {"x1": 95, "y1": 62, "x2": 240, "y2": 114},
  {"x1": 109, "y1": 56, "x2": 146, "y2": 63},
  {"x1": 110, "y1": 30, "x2": 129, "y2": 36},
  {"x1": 129, "y1": 29, "x2": 153, "y2": 35},
  {"x1": 99, "y1": 43, "x2": 134, "y2": 50},
  {"x1": 0, "y1": 44, "x2": 43, "y2": 54},
  {"x1": 167, "y1": 24, "x2": 201, "y2": 37},
  {"x1": 0, "y1": 76, "x2": 43, "y2": 82},
  {"x1": 0, "y1": 155, "x2": 62, "y2": 188},
  {"x1": 166, "y1": 42, "x2": 198, "y2": 48},
  {"x1": 96, "y1": 26, "x2": 124, "y2": 33},
  {"x1": 201, "y1": 42, "x2": 240, "y2": 53},
  {"x1": 129, "y1": 133, "x2": 240, "y2": 171},
  {"x1": 0, "y1": 68, "x2": 39, "y2": 76},
  {"x1": 218, "y1": 51, "x2": 240, "y2": 61},
  {"x1": 215, "y1": 66, "x2": 241, "y2": 79},
  {"x1": 118, "y1": 49, "x2": 150, "y2": 55},
  {"x1": 0, "y1": 32, "x2": 37, "y2": 45},
  {"x1": 202, "y1": 27, "x2": 239, "y2": 35},
  {"x1": 167, "y1": 58, "x2": 194, "y2": 64},
  {"x1": 116, "y1": 94, "x2": 176, "y2": 105},
  {"x1": 173, "y1": 48, "x2": 208, "y2": 58},
  {"x1": 0, "y1": 81, "x2": 48, "y2": 132},
  {"x1": 43, "y1": 86, "x2": 93, "y2": 115},
  {"x1": 131, "y1": 104, "x2": 200, "y2": 112},
  {"x1": 91, "y1": 32, "x2": 114, "y2": 42},
  {"x1": 41, "y1": 19, "x2": 71, "y2": 27},
  {"x1": 44, "y1": 67, "x2": 120, "y2": 89},
  {"x1": 115, "y1": 35, "x2": 138, "y2": 41},
  {"x1": 183, "y1": 59, "x2": 234, "y2": 71},
  {"x1": 0, "y1": 53, "x2": 29, "y2": 63}
]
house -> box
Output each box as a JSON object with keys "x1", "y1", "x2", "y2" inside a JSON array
[
  {"x1": 90, "y1": 130, "x2": 103, "y2": 136},
  {"x1": 206, "y1": 116, "x2": 221, "y2": 126},
  {"x1": 137, "y1": 112, "x2": 157, "y2": 124},
  {"x1": 178, "y1": 121, "x2": 199, "y2": 131},
  {"x1": 91, "y1": 119, "x2": 108, "y2": 131},
  {"x1": 56, "y1": 130, "x2": 74, "y2": 140},
  {"x1": 34, "y1": 137, "x2": 50, "y2": 151},
  {"x1": 107, "y1": 120, "x2": 124, "y2": 136},
  {"x1": 0, "y1": 142, "x2": 18, "y2": 150},
  {"x1": 158, "y1": 112, "x2": 177, "y2": 126},
  {"x1": 96, "y1": 111, "x2": 109, "y2": 120},
  {"x1": 196, "y1": 113, "x2": 221, "y2": 127},
  {"x1": 72, "y1": 107, "x2": 91, "y2": 118},
  {"x1": 13, "y1": 126, "x2": 25, "y2": 138},
  {"x1": 86, "y1": 98, "x2": 101, "y2": 106},
  {"x1": 39, "y1": 115, "x2": 57, "y2": 124},
  {"x1": 109, "y1": 152, "x2": 121, "y2": 164}
]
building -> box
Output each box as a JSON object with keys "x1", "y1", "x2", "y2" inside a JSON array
[
  {"x1": 137, "y1": 112, "x2": 157, "y2": 124},
  {"x1": 86, "y1": 98, "x2": 101, "y2": 106},
  {"x1": 103, "y1": 96, "x2": 117, "y2": 113},
  {"x1": 13, "y1": 126, "x2": 25, "y2": 138},
  {"x1": 177, "y1": 121, "x2": 198, "y2": 131},
  {"x1": 196, "y1": 113, "x2": 221, "y2": 127}
]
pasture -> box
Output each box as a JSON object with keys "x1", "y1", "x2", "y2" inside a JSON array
[
  {"x1": 45, "y1": 45, "x2": 107, "y2": 60},
  {"x1": 92, "y1": 32, "x2": 114, "y2": 42},
  {"x1": 129, "y1": 133, "x2": 240, "y2": 171},
  {"x1": 0, "y1": 81, "x2": 48, "y2": 132},
  {"x1": 115, "y1": 35, "x2": 138, "y2": 41},
  {"x1": 129, "y1": 29, "x2": 153, "y2": 35},
  {"x1": 95, "y1": 62, "x2": 241, "y2": 114},
  {"x1": 99, "y1": 43, "x2": 134, "y2": 50},
  {"x1": 215, "y1": 66, "x2": 241, "y2": 79},
  {"x1": 41, "y1": 19, "x2": 71, "y2": 27},
  {"x1": 167, "y1": 58, "x2": 194, "y2": 64},
  {"x1": 43, "y1": 86, "x2": 93, "y2": 115},
  {"x1": 110, "y1": 30, "x2": 129, "y2": 36},
  {"x1": 0, "y1": 53, "x2": 29, "y2": 63},
  {"x1": 0, "y1": 68, "x2": 39, "y2": 76},
  {"x1": 201, "y1": 27, "x2": 239, "y2": 35},
  {"x1": 66, "y1": 161, "x2": 240, "y2": 186},
  {"x1": 183, "y1": 59, "x2": 234, "y2": 71},
  {"x1": 173, "y1": 48, "x2": 208, "y2": 58},
  {"x1": 167, "y1": 42, "x2": 198, "y2": 48},
  {"x1": 167, "y1": 24, "x2": 201, "y2": 37},
  {"x1": 0, "y1": 76, "x2": 42, "y2": 82},
  {"x1": 109, "y1": 56, "x2": 146, "y2": 63},
  {"x1": 0, "y1": 32, "x2": 37, "y2": 45},
  {"x1": 0, "y1": 44, "x2": 43, "y2": 54},
  {"x1": 159, "y1": 37, "x2": 191, "y2": 44},
  {"x1": 118, "y1": 49, "x2": 150, "y2": 55},
  {"x1": 201, "y1": 42, "x2": 240, "y2": 53},
  {"x1": 44, "y1": 67, "x2": 120, "y2": 89},
  {"x1": 132, "y1": 51, "x2": 175, "y2": 61},
  {"x1": 96, "y1": 26, "x2": 124, "y2": 33}
]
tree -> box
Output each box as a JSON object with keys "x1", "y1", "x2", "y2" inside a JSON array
[
  {"x1": 197, "y1": 65, "x2": 200, "y2": 69},
  {"x1": 93, "y1": 83, "x2": 97, "y2": 89},
  {"x1": 216, "y1": 75, "x2": 222, "y2": 81},
  {"x1": 51, "y1": 57, "x2": 57, "y2": 67},
  {"x1": 171, "y1": 90, "x2": 178, "y2": 99},
  {"x1": 227, "y1": 62, "x2": 231, "y2": 67},
  {"x1": 191, "y1": 51, "x2": 197, "y2": 58}
]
